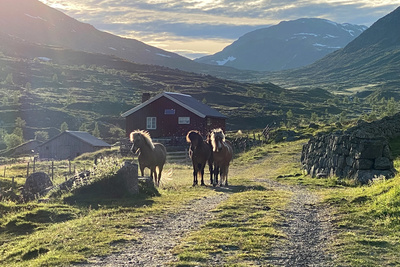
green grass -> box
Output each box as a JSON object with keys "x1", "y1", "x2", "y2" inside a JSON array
[{"x1": 2, "y1": 137, "x2": 400, "y2": 266}]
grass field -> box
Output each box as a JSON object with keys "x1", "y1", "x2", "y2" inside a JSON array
[{"x1": 0, "y1": 139, "x2": 400, "y2": 266}]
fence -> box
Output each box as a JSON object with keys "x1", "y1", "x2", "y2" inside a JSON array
[{"x1": 166, "y1": 150, "x2": 190, "y2": 164}]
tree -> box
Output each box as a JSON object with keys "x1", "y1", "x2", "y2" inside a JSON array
[
  {"x1": 52, "y1": 74, "x2": 59, "y2": 83},
  {"x1": 25, "y1": 82, "x2": 32, "y2": 91},
  {"x1": 286, "y1": 109, "x2": 294, "y2": 127},
  {"x1": 109, "y1": 126, "x2": 125, "y2": 139},
  {"x1": 34, "y1": 131, "x2": 49, "y2": 142},
  {"x1": 339, "y1": 111, "x2": 347, "y2": 123},
  {"x1": 60, "y1": 122, "x2": 68, "y2": 132},
  {"x1": 15, "y1": 117, "x2": 26, "y2": 128},
  {"x1": 92, "y1": 122, "x2": 100, "y2": 138},
  {"x1": 4, "y1": 133, "x2": 23, "y2": 149},
  {"x1": 79, "y1": 123, "x2": 89, "y2": 132},
  {"x1": 310, "y1": 112, "x2": 318, "y2": 122},
  {"x1": 5, "y1": 73, "x2": 14, "y2": 85}
]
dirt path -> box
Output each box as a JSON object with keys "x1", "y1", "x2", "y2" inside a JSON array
[
  {"x1": 78, "y1": 179, "x2": 335, "y2": 266},
  {"x1": 263, "y1": 179, "x2": 335, "y2": 266},
  {"x1": 78, "y1": 192, "x2": 229, "y2": 267}
]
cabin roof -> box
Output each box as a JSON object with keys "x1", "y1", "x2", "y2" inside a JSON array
[
  {"x1": 38, "y1": 131, "x2": 111, "y2": 147},
  {"x1": 121, "y1": 92, "x2": 227, "y2": 119}
]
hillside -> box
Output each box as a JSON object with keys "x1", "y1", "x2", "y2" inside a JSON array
[
  {"x1": 262, "y1": 6, "x2": 400, "y2": 96},
  {"x1": 195, "y1": 18, "x2": 366, "y2": 71},
  {"x1": 0, "y1": 32, "x2": 338, "y2": 148},
  {"x1": 0, "y1": 0, "x2": 251, "y2": 79}
]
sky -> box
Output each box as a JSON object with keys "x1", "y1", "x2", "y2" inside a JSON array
[{"x1": 38, "y1": 0, "x2": 400, "y2": 59}]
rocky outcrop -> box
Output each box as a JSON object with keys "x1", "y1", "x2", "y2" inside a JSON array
[{"x1": 301, "y1": 113, "x2": 400, "y2": 183}]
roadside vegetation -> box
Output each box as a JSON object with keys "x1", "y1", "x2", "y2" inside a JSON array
[{"x1": 0, "y1": 125, "x2": 400, "y2": 266}]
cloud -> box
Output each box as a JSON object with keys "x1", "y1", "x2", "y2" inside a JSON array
[{"x1": 39, "y1": 0, "x2": 400, "y2": 58}]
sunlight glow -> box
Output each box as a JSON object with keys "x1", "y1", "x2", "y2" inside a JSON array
[{"x1": 37, "y1": 0, "x2": 400, "y2": 57}]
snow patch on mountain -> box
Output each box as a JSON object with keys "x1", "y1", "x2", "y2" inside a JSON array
[
  {"x1": 216, "y1": 56, "x2": 236, "y2": 66},
  {"x1": 25, "y1": 14, "x2": 47, "y2": 22},
  {"x1": 156, "y1": 53, "x2": 171, "y2": 58}
]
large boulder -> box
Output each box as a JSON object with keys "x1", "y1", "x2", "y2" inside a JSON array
[{"x1": 23, "y1": 172, "x2": 53, "y2": 201}]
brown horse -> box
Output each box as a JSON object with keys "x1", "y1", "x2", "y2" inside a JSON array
[
  {"x1": 186, "y1": 130, "x2": 213, "y2": 186},
  {"x1": 210, "y1": 128, "x2": 233, "y2": 187},
  {"x1": 130, "y1": 130, "x2": 167, "y2": 186}
]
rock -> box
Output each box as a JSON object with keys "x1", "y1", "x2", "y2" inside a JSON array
[
  {"x1": 23, "y1": 172, "x2": 53, "y2": 201},
  {"x1": 374, "y1": 157, "x2": 392, "y2": 170},
  {"x1": 301, "y1": 112, "x2": 400, "y2": 183},
  {"x1": 117, "y1": 161, "x2": 139, "y2": 194},
  {"x1": 354, "y1": 159, "x2": 374, "y2": 170}
]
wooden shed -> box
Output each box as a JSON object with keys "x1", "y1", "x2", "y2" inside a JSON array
[
  {"x1": 37, "y1": 131, "x2": 111, "y2": 160},
  {"x1": 121, "y1": 92, "x2": 227, "y2": 138}
]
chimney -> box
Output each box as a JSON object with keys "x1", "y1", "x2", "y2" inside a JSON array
[{"x1": 142, "y1": 93, "x2": 151, "y2": 103}]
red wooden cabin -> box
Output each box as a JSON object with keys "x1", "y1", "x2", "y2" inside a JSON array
[{"x1": 121, "y1": 92, "x2": 227, "y2": 139}]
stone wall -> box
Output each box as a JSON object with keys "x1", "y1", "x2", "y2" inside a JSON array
[{"x1": 301, "y1": 113, "x2": 400, "y2": 183}]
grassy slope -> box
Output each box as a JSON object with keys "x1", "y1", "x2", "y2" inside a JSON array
[{"x1": 1, "y1": 135, "x2": 400, "y2": 266}]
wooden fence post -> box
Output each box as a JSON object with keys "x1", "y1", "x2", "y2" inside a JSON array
[
  {"x1": 51, "y1": 161, "x2": 54, "y2": 181},
  {"x1": 27, "y1": 162, "x2": 30, "y2": 178},
  {"x1": 33, "y1": 157, "x2": 36, "y2": 173},
  {"x1": 69, "y1": 160, "x2": 72, "y2": 175}
]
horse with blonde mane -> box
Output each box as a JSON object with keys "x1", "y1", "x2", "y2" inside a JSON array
[
  {"x1": 186, "y1": 130, "x2": 213, "y2": 186},
  {"x1": 130, "y1": 130, "x2": 167, "y2": 186},
  {"x1": 210, "y1": 128, "x2": 233, "y2": 187}
]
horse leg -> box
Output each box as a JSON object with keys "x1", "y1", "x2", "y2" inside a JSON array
[
  {"x1": 225, "y1": 167, "x2": 229, "y2": 187},
  {"x1": 219, "y1": 167, "x2": 225, "y2": 187},
  {"x1": 140, "y1": 166, "x2": 145, "y2": 177},
  {"x1": 150, "y1": 168, "x2": 157, "y2": 186},
  {"x1": 198, "y1": 163, "x2": 205, "y2": 186},
  {"x1": 213, "y1": 165, "x2": 219, "y2": 187},
  {"x1": 200, "y1": 167, "x2": 205, "y2": 186},
  {"x1": 157, "y1": 166, "x2": 163, "y2": 187},
  {"x1": 208, "y1": 159, "x2": 213, "y2": 185},
  {"x1": 192, "y1": 162, "x2": 198, "y2": 186}
]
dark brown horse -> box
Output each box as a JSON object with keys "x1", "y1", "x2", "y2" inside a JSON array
[
  {"x1": 186, "y1": 130, "x2": 213, "y2": 186},
  {"x1": 130, "y1": 130, "x2": 167, "y2": 186},
  {"x1": 210, "y1": 128, "x2": 233, "y2": 187}
]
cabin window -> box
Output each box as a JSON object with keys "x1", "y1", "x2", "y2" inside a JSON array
[
  {"x1": 178, "y1": 117, "x2": 190, "y2": 124},
  {"x1": 164, "y1": 109, "x2": 175, "y2": 115},
  {"x1": 146, "y1": 117, "x2": 157, "y2": 129}
]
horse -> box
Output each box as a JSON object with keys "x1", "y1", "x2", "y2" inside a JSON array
[
  {"x1": 130, "y1": 130, "x2": 167, "y2": 186},
  {"x1": 186, "y1": 130, "x2": 213, "y2": 186},
  {"x1": 210, "y1": 128, "x2": 233, "y2": 187}
]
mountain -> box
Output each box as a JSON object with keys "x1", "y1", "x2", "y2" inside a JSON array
[
  {"x1": 0, "y1": 0, "x2": 250, "y2": 79},
  {"x1": 264, "y1": 6, "x2": 400, "y2": 93},
  {"x1": 195, "y1": 18, "x2": 367, "y2": 72},
  {"x1": 0, "y1": 29, "x2": 337, "y2": 146}
]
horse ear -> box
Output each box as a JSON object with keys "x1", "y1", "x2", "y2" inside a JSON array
[{"x1": 129, "y1": 132, "x2": 135, "y2": 142}]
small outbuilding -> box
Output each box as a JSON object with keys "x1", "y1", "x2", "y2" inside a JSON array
[
  {"x1": 37, "y1": 131, "x2": 111, "y2": 160},
  {"x1": 121, "y1": 92, "x2": 227, "y2": 138}
]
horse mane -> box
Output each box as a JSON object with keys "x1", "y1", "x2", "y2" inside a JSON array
[
  {"x1": 210, "y1": 128, "x2": 225, "y2": 151},
  {"x1": 130, "y1": 130, "x2": 155, "y2": 150},
  {"x1": 186, "y1": 130, "x2": 203, "y2": 143}
]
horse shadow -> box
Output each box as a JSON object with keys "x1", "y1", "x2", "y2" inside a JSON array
[{"x1": 204, "y1": 184, "x2": 268, "y2": 194}]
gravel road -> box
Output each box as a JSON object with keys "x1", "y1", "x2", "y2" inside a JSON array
[
  {"x1": 77, "y1": 179, "x2": 335, "y2": 266},
  {"x1": 78, "y1": 192, "x2": 229, "y2": 267}
]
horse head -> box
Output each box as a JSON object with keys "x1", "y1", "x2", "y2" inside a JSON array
[
  {"x1": 186, "y1": 130, "x2": 202, "y2": 149},
  {"x1": 130, "y1": 130, "x2": 155, "y2": 153},
  {"x1": 211, "y1": 128, "x2": 225, "y2": 152}
]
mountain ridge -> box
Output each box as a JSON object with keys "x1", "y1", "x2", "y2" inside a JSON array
[
  {"x1": 263, "y1": 6, "x2": 400, "y2": 92},
  {"x1": 195, "y1": 18, "x2": 367, "y2": 71},
  {"x1": 0, "y1": 0, "x2": 252, "y2": 78}
]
